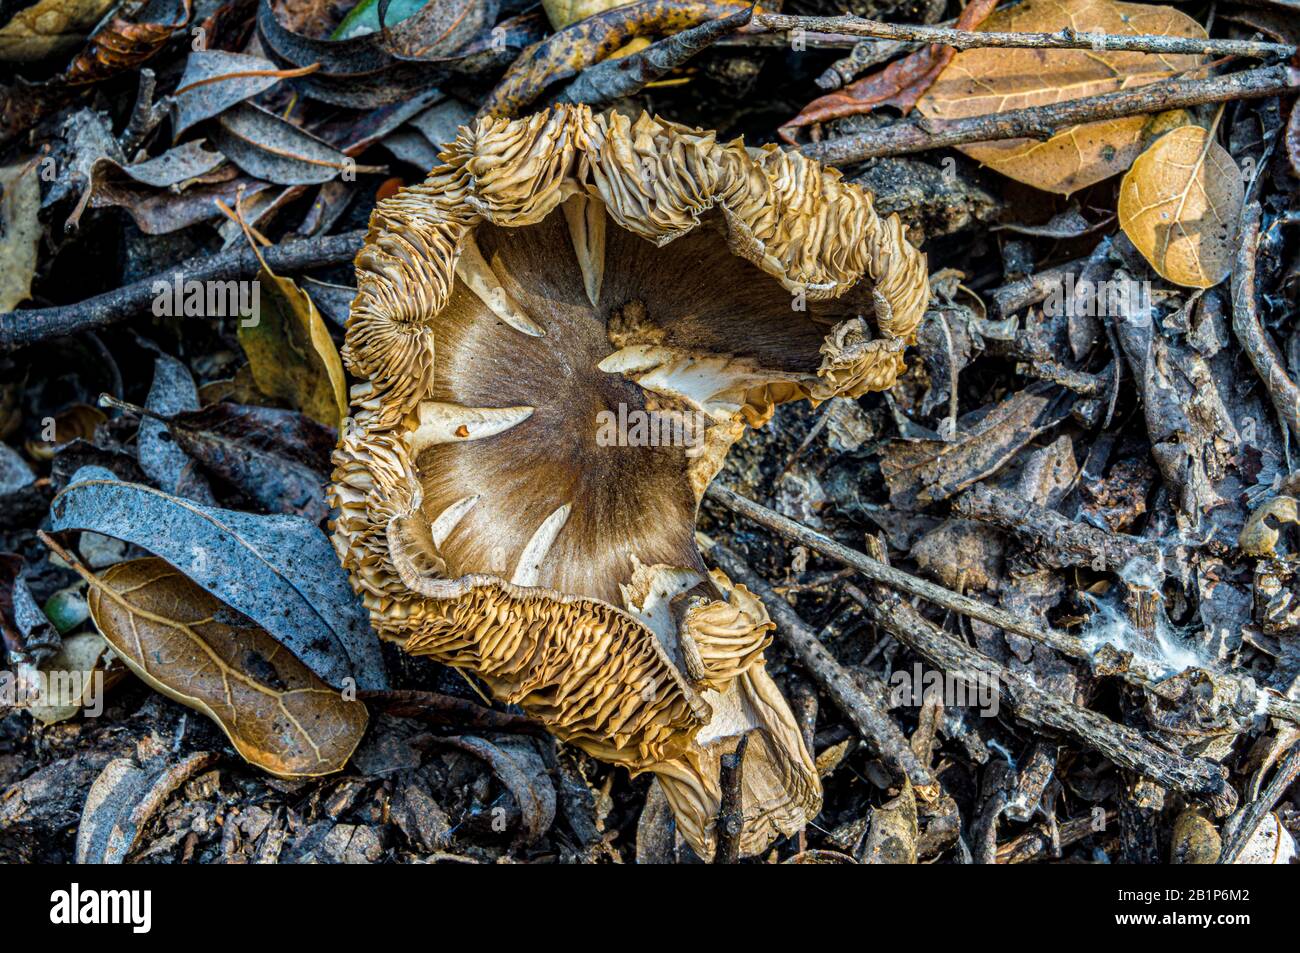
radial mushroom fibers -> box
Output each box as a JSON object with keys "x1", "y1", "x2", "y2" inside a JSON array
[{"x1": 330, "y1": 105, "x2": 928, "y2": 858}]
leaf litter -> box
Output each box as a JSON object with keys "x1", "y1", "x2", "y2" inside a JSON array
[{"x1": 0, "y1": 0, "x2": 1299, "y2": 867}]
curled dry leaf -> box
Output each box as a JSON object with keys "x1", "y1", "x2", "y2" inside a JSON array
[
  {"x1": 1238, "y1": 496, "x2": 1298, "y2": 557},
  {"x1": 0, "y1": 161, "x2": 41, "y2": 311},
  {"x1": 880, "y1": 382, "x2": 1076, "y2": 509},
  {"x1": 237, "y1": 242, "x2": 349, "y2": 430},
  {"x1": 481, "y1": 0, "x2": 748, "y2": 117},
  {"x1": 914, "y1": 0, "x2": 1208, "y2": 194},
  {"x1": 76, "y1": 752, "x2": 219, "y2": 863},
  {"x1": 1118, "y1": 125, "x2": 1244, "y2": 289},
  {"x1": 433, "y1": 735, "x2": 557, "y2": 845},
  {"x1": 64, "y1": 0, "x2": 191, "y2": 86},
  {"x1": 255, "y1": 0, "x2": 464, "y2": 107},
  {"x1": 27, "y1": 632, "x2": 121, "y2": 724},
  {"x1": 90, "y1": 168, "x2": 272, "y2": 235},
  {"x1": 377, "y1": 0, "x2": 496, "y2": 60},
  {"x1": 85, "y1": 558, "x2": 368, "y2": 778},
  {"x1": 50, "y1": 465, "x2": 389, "y2": 691},
  {"x1": 93, "y1": 140, "x2": 227, "y2": 188},
  {"x1": 82, "y1": 141, "x2": 230, "y2": 227},
  {"x1": 25, "y1": 403, "x2": 105, "y2": 460}
]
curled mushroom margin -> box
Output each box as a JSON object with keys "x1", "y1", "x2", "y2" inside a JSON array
[{"x1": 330, "y1": 105, "x2": 929, "y2": 858}]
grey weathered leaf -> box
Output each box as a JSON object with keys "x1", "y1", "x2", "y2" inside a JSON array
[
  {"x1": 212, "y1": 103, "x2": 361, "y2": 186},
  {"x1": 0, "y1": 442, "x2": 34, "y2": 495},
  {"x1": 103, "y1": 141, "x2": 225, "y2": 188},
  {"x1": 382, "y1": 129, "x2": 440, "y2": 170},
  {"x1": 173, "y1": 50, "x2": 307, "y2": 136},
  {"x1": 88, "y1": 169, "x2": 272, "y2": 235},
  {"x1": 435, "y1": 735, "x2": 556, "y2": 846},
  {"x1": 406, "y1": 96, "x2": 473, "y2": 150},
  {"x1": 49, "y1": 465, "x2": 388, "y2": 690},
  {"x1": 880, "y1": 382, "x2": 1077, "y2": 509},
  {"x1": 138, "y1": 353, "x2": 217, "y2": 504}
]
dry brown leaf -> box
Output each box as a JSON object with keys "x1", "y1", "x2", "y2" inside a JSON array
[
  {"x1": 25, "y1": 403, "x2": 105, "y2": 460},
  {"x1": 915, "y1": 0, "x2": 1207, "y2": 194},
  {"x1": 27, "y1": 631, "x2": 121, "y2": 724},
  {"x1": 1118, "y1": 124, "x2": 1244, "y2": 289},
  {"x1": 87, "y1": 557, "x2": 368, "y2": 778},
  {"x1": 64, "y1": 0, "x2": 190, "y2": 86}
]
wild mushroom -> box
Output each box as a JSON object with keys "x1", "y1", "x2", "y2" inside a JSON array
[{"x1": 330, "y1": 105, "x2": 928, "y2": 858}]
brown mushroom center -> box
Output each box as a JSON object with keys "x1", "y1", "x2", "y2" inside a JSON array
[{"x1": 410, "y1": 203, "x2": 858, "y2": 604}]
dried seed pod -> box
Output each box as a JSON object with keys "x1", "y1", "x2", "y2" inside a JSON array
[{"x1": 330, "y1": 104, "x2": 928, "y2": 858}]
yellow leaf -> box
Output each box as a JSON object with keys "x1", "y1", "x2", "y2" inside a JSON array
[
  {"x1": 0, "y1": 0, "x2": 115, "y2": 62},
  {"x1": 237, "y1": 255, "x2": 348, "y2": 430},
  {"x1": 915, "y1": 0, "x2": 1207, "y2": 194},
  {"x1": 0, "y1": 162, "x2": 41, "y2": 311},
  {"x1": 87, "y1": 557, "x2": 368, "y2": 778},
  {"x1": 1118, "y1": 124, "x2": 1244, "y2": 289}
]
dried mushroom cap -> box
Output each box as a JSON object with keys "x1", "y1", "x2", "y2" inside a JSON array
[{"x1": 331, "y1": 105, "x2": 928, "y2": 858}]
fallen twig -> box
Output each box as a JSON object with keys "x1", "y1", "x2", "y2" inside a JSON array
[
  {"x1": 989, "y1": 244, "x2": 1107, "y2": 317},
  {"x1": 706, "y1": 538, "x2": 940, "y2": 799},
  {"x1": 558, "y1": 6, "x2": 754, "y2": 107},
  {"x1": 845, "y1": 573, "x2": 1237, "y2": 816},
  {"x1": 713, "y1": 731, "x2": 750, "y2": 864},
  {"x1": 1219, "y1": 737, "x2": 1300, "y2": 863},
  {"x1": 1231, "y1": 201, "x2": 1300, "y2": 442},
  {"x1": 997, "y1": 810, "x2": 1115, "y2": 863},
  {"x1": 755, "y1": 14, "x2": 1297, "y2": 59},
  {"x1": 705, "y1": 483, "x2": 1300, "y2": 726},
  {"x1": 799, "y1": 65, "x2": 1298, "y2": 166},
  {"x1": 0, "y1": 229, "x2": 366, "y2": 352},
  {"x1": 952, "y1": 482, "x2": 1164, "y2": 570},
  {"x1": 357, "y1": 689, "x2": 547, "y2": 736}
]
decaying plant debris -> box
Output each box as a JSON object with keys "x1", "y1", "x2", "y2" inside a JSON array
[{"x1": 1, "y1": 0, "x2": 1299, "y2": 865}]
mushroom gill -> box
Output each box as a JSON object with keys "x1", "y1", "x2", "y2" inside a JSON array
[{"x1": 330, "y1": 105, "x2": 928, "y2": 859}]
